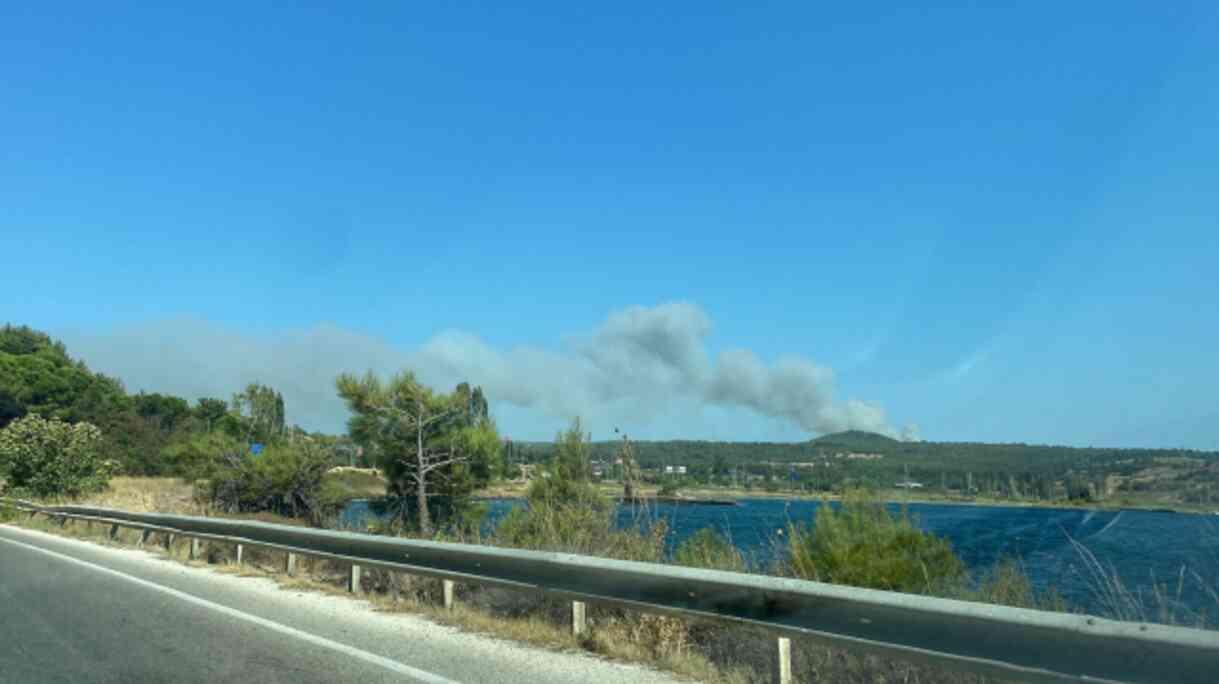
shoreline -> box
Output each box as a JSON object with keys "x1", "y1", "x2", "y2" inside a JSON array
[{"x1": 473, "y1": 483, "x2": 1217, "y2": 516}]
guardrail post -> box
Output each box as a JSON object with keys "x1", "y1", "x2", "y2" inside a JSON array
[
  {"x1": 58, "y1": 515, "x2": 68, "y2": 527},
  {"x1": 442, "y1": 580, "x2": 455, "y2": 610},
  {"x1": 166, "y1": 533, "x2": 175, "y2": 550},
  {"x1": 137, "y1": 529, "x2": 150, "y2": 548},
  {"x1": 109, "y1": 524, "x2": 119, "y2": 540},
  {"x1": 235, "y1": 544, "x2": 244, "y2": 566},
  {"x1": 774, "y1": 637, "x2": 792, "y2": 684},
  {"x1": 349, "y1": 564, "x2": 362, "y2": 594},
  {"x1": 285, "y1": 552, "x2": 297, "y2": 576},
  {"x1": 190, "y1": 538, "x2": 202, "y2": 561},
  {"x1": 571, "y1": 601, "x2": 586, "y2": 636}
]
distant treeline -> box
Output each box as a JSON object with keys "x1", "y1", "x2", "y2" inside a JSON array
[{"x1": 505, "y1": 428, "x2": 1217, "y2": 494}]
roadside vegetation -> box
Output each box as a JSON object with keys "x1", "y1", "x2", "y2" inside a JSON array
[
  {"x1": 783, "y1": 491, "x2": 965, "y2": 594},
  {"x1": 336, "y1": 371, "x2": 500, "y2": 536},
  {"x1": 3, "y1": 322, "x2": 1217, "y2": 682},
  {"x1": 0, "y1": 413, "x2": 115, "y2": 498}
]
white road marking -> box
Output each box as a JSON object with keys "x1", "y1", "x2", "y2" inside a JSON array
[{"x1": 0, "y1": 534, "x2": 460, "y2": 684}]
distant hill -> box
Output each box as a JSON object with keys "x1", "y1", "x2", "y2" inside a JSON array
[{"x1": 810, "y1": 430, "x2": 899, "y2": 452}]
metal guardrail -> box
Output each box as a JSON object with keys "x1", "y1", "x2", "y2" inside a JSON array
[{"x1": 4, "y1": 498, "x2": 1218, "y2": 683}]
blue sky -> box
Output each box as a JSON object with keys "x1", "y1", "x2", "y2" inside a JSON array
[{"x1": 2, "y1": 2, "x2": 1216, "y2": 448}]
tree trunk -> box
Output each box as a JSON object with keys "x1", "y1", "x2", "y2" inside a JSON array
[{"x1": 415, "y1": 406, "x2": 432, "y2": 535}]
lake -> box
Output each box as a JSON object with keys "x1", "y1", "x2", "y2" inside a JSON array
[{"x1": 340, "y1": 497, "x2": 1219, "y2": 625}]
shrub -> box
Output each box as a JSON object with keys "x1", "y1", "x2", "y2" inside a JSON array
[
  {"x1": 495, "y1": 418, "x2": 666, "y2": 562},
  {"x1": 495, "y1": 497, "x2": 667, "y2": 562},
  {"x1": 0, "y1": 413, "x2": 115, "y2": 497},
  {"x1": 672, "y1": 528, "x2": 747, "y2": 572},
  {"x1": 205, "y1": 439, "x2": 345, "y2": 525},
  {"x1": 784, "y1": 491, "x2": 965, "y2": 594},
  {"x1": 524, "y1": 418, "x2": 600, "y2": 506},
  {"x1": 161, "y1": 430, "x2": 245, "y2": 481}
]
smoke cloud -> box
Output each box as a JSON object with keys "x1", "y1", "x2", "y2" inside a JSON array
[{"x1": 58, "y1": 302, "x2": 904, "y2": 439}]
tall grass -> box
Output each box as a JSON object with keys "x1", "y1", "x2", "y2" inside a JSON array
[
  {"x1": 672, "y1": 527, "x2": 748, "y2": 572},
  {"x1": 960, "y1": 558, "x2": 1066, "y2": 611},
  {"x1": 0, "y1": 499, "x2": 16, "y2": 522},
  {"x1": 1065, "y1": 530, "x2": 1217, "y2": 629}
]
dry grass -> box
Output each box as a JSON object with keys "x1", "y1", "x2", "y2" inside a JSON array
[
  {"x1": 324, "y1": 468, "x2": 388, "y2": 498},
  {"x1": 74, "y1": 476, "x2": 203, "y2": 515},
  {"x1": 62, "y1": 477, "x2": 316, "y2": 528}
]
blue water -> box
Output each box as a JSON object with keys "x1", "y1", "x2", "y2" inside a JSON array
[{"x1": 340, "y1": 498, "x2": 1219, "y2": 623}]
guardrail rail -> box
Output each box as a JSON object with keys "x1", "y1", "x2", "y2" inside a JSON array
[{"x1": 3, "y1": 498, "x2": 1217, "y2": 683}]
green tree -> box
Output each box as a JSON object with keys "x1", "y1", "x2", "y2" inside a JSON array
[
  {"x1": 0, "y1": 414, "x2": 115, "y2": 497},
  {"x1": 0, "y1": 387, "x2": 23, "y2": 428},
  {"x1": 434, "y1": 415, "x2": 502, "y2": 531},
  {"x1": 526, "y1": 418, "x2": 604, "y2": 506},
  {"x1": 231, "y1": 383, "x2": 286, "y2": 443},
  {"x1": 97, "y1": 409, "x2": 173, "y2": 475},
  {"x1": 193, "y1": 397, "x2": 229, "y2": 431},
  {"x1": 455, "y1": 382, "x2": 489, "y2": 422},
  {"x1": 0, "y1": 325, "x2": 67, "y2": 356},
  {"x1": 711, "y1": 453, "x2": 729, "y2": 484},
  {"x1": 132, "y1": 392, "x2": 192, "y2": 432},
  {"x1": 0, "y1": 326, "x2": 128, "y2": 428},
  {"x1": 336, "y1": 371, "x2": 499, "y2": 535},
  {"x1": 162, "y1": 430, "x2": 245, "y2": 482}
]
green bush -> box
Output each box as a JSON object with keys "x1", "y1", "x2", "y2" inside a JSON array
[
  {"x1": 672, "y1": 528, "x2": 747, "y2": 572},
  {"x1": 495, "y1": 418, "x2": 666, "y2": 562},
  {"x1": 161, "y1": 430, "x2": 245, "y2": 481},
  {"x1": 0, "y1": 413, "x2": 115, "y2": 498},
  {"x1": 205, "y1": 439, "x2": 345, "y2": 525},
  {"x1": 495, "y1": 498, "x2": 666, "y2": 562},
  {"x1": 495, "y1": 483, "x2": 665, "y2": 562},
  {"x1": 785, "y1": 491, "x2": 965, "y2": 594}
]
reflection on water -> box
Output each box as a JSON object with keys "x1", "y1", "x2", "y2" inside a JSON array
[{"x1": 340, "y1": 498, "x2": 1219, "y2": 624}]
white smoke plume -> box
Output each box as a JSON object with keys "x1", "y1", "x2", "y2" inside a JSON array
[{"x1": 57, "y1": 302, "x2": 902, "y2": 439}]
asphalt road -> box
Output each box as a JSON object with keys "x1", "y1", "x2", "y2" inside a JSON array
[{"x1": 0, "y1": 524, "x2": 682, "y2": 684}]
